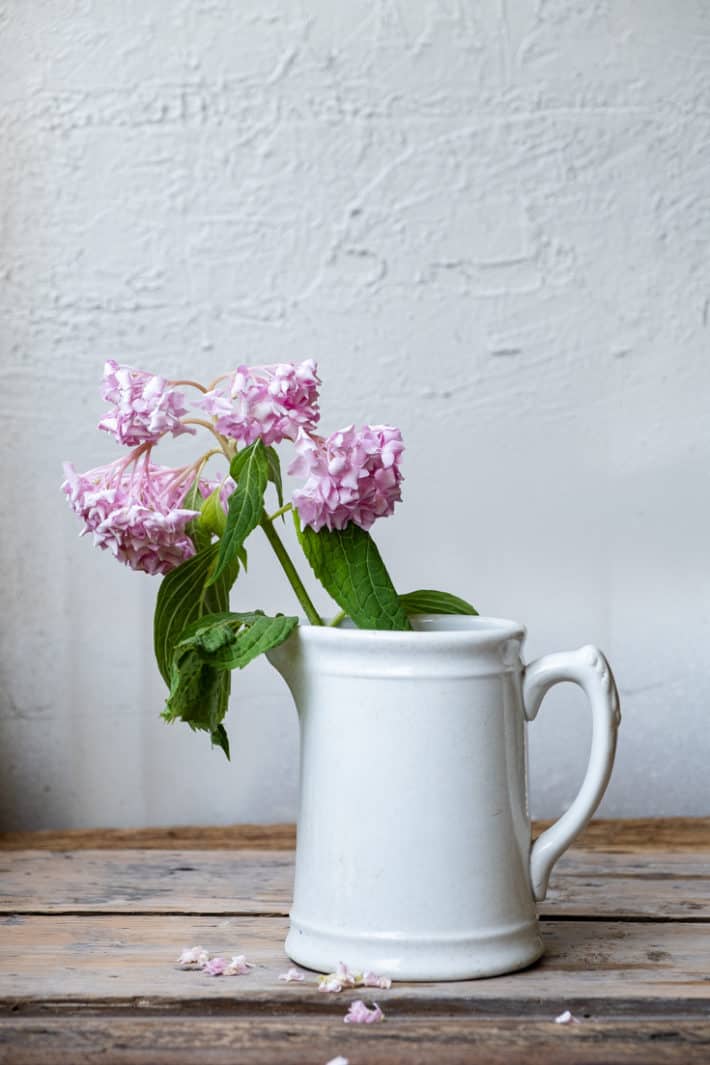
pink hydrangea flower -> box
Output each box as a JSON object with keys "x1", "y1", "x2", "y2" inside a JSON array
[
  {"x1": 279, "y1": 967, "x2": 306, "y2": 982},
  {"x1": 62, "y1": 450, "x2": 203, "y2": 575},
  {"x1": 343, "y1": 1000, "x2": 385, "y2": 1024},
  {"x1": 362, "y1": 970, "x2": 392, "y2": 990},
  {"x1": 177, "y1": 945, "x2": 210, "y2": 969},
  {"x1": 98, "y1": 360, "x2": 194, "y2": 446},
  {"x1": 203, "y1": 957, "x2": 228, "y2": 977},
  {"x1": 223, "y1": 955, "x2": 254, "y2": 976},
  {"x1": 289, "y1": 425, "x2": 404, "y2": 532},
  {"x1": 200, "y1": 360, "x2": 320, "y2": 446}
]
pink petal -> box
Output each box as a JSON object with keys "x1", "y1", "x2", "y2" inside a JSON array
[
  {"x1": 203, "y1": 957, "x2": 227, "y2": 977},
  {"x1": 343, "y1": 1000, "x2": 385, "y2": 1024},
  {"x1": 223, "y1": 954, "x2": 254, "y2": 976},
  {"x1": 279, "y1": 967, "x2": 306, "y2": 982},
  {"x1": 177, "y1": 945, "x2": 210, "y2": 969}
]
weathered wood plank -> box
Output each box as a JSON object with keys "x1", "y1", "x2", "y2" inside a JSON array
[
  {"x1": 0, "y1": 850, "x2": 294, "y2": 915},
  {"x1": 2, "y1": 1015, "x2": 710, "y2": 1065},
  {"x1": 1, "y1": 915, "x2": 709, "y2": 1010},
  {"x1": 0, "y1": 824, "x2": 297, "y2": 852},
  {"x1": 1, "y1": 849, "x2": 709, "y2": 920},
  {"x1": 1, "y1": 818, "x2": 708, "y2": 852}
]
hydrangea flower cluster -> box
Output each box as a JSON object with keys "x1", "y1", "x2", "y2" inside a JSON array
[
  {"x1": 200, "y1": 360, "x2": 321, "y2": 447},
  {"x1": 289, "y1": 425, "x2": 404, "y2": 532},
  {"x1": 62, "y1": 453, "x2": 202, "y2": 576},
  {"x1": 98, "y1": 360, "x2": 193, "y2": 446},
  {"x1": 64, "y1": 357, "x2": 404, "y2": 579}
]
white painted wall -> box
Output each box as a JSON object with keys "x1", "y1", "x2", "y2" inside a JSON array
[{"x1": 1, "y1": 1, "x2": 709, "y2": 829}]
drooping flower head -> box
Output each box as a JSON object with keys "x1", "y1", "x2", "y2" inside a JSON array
[
  {"x1": 200, "y1": 360, "x2": 320, "y2": 446},
  {"x1": 289, "y1": 425, "x2": 404, "y2": 532},
  {"x1": 62, "y1": 450, "x2": 206, "y2": 575},
  {"x1": 98, "y1": 360, "x2": 194, "y2": 446}
]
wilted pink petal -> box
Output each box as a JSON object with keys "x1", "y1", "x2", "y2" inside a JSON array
[
  {"x1": 343, "y1": 1000, "x2": 385, "y2": 1024},
  {"x1": 279, "y1": 967, "x2": 306, "y2": 982},
  {"x1": 223, "y1": 954, "x2": 254, "y2": 976},
  {"x1": 203, "y1": 957, "x2": 228, "y2": 977},
  {"x1": 362, "y1": 970, "x2": 392, "y2": 989},
  {"x1": 318, "y1": 973, "x2": 344, "y2": 993},
  {"x1": 334, "y1": 961, "x2": 360, "y2": 987},
  {"x1": 98, "y1": 360, "x2": 194, "y2": 446},
  {"x1": 200, "y1": 360, "x2": 320, "y2": 446},
  {"x1": 325, "y1": 1058, "x2": 349, "y2": 1065},
  {"x1": 177, "y1": 945, "x2": 210, "y2": 969},
  {"x1": 61, "y1": 451, "x2": 207, "y2": 575},
  {"x1": 290, "y1": 425, "x2": 404, "y2": 532},
  {"x1": 554, "y1": 1010, "x2": 580, "y2": 1024}
]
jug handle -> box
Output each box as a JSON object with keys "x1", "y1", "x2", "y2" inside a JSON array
[{"x1": 523, "y1": 645, "x2": 621, "y2": 901}]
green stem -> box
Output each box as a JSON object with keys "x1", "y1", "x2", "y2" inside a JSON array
[
  {"x1": 329, "y1": 609, "x2": 347, "y2": 627},
  {"x1": 267, "y1": 502, "x2": 293, "y2": 523},
  {"x1": 259, "y1": 515, "x2": 323, "y2": 626}
]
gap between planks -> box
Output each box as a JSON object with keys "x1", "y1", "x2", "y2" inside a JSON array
[{"x1": 2, "y1": 1016, "x2": 710, "y2": 1065}]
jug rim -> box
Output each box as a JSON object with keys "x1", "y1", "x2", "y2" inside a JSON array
[{"x1": 295, "y1": 614, "x2": 526, "y2": 643}]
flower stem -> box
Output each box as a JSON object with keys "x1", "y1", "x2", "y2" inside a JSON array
[
  {"x1": 170, "y1": 378, "x2": 208, "y2": 393},
  {"x1": 181, "y1": 418, "x2": 234, "y2": 460},
  {"x1": 329, "y1": 610, "x2": 347, "y2": 627},
  {"x1": 259, "y1": 515, "x2": 323, "y2": 626},
  {"x1": 266, "y1": 502, "x2": 293, "y2": 522}
]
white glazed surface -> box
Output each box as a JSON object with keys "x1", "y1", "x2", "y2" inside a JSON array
[{"x1": 268, "y1": 616, "x2": 620, "y2": 979}]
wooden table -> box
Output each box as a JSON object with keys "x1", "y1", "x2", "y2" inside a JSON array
[{"x1": 0, "y1": 819, "x2": 708, "y2": 1064}]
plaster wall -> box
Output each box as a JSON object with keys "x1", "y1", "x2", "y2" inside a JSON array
[{"x1": 1, "y1": 0, "x2": 708, "y2": 827}]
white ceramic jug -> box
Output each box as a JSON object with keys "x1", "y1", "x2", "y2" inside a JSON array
[{"x1": 268, "y1": 615, "x2": 620, "y2": 981}]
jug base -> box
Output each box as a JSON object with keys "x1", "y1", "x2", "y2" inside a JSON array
[{"x1": 285, "y1": 917, "x2": 544, "y2": 981}]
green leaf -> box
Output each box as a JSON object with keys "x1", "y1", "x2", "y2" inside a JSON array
[
  {"x1": 175, "y1": 611, "x2": 298, "y2": 671},
  {"x1": 264, "y1": 446, "x2": 284, "y2": 509},
  {"x1": 153, "y1": 544, "x2": 236, "y2": 686},
  {"x1": 211, "y1": 723, "x2": 230, "y2": 759},
  {"x1": 208, "y1": 441, "x2": 269, "y2": 587},
  {"x1": 399, "y1": 589, "x2": 479, "y2": 617},
  {"x1": 205, "y1": 615, "x2": 299, "y2": 670},
  {"x1": 200, "y1": 488, "x2": 227, "y2": 538},
  {"x1": 163, "y1": 647, "x2": 231, "y2": 736},
  {"x1": 296, "y1": 515, "x2": 411, "y2": 631},
  {"x1": 163, "y1": 610, "x2": 298, "y2": 760}
]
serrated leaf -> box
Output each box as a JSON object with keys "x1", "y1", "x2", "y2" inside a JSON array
[
  {"x1": 296, "y1": 515, "x2": 411, "y2": 631},
  {"x1": 153, "y1": 544, "x2": 236, "y2": 686},
  {"x1": 208, "y1": 441, "x2": 269, "y2": 586},
  {"x1": 264, "y1": 446, "x2": 284, "y2": 508},
  {"x1": 163, "y1": 647, "x2": 230, "y2": 734},
  {"x1": 211, "y1": 723, "x2": 230, "y2": 759},
  {"x1": 176, "y1": 611, "x2": 298, "y2": 671},
  {"x1": 399, "y1": 589, "x2": 479, "y2": 617},
  {"x1": 164, "y1": 611, "x2": 298, "y2": 760},
  {"x1": 207, "y1": 614, "x2": 299, "y2": 670}
]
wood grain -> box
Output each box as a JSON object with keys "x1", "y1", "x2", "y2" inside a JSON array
[
  {"x1": 2, "y1": 1015, "x2": 709, "y2": 1065},
  {"x1": 1, "y1": 818, "x2": 708, "y2": 852},
  {"x1": 1, "y1": 848, "x2": 709, "y2": 919},
  {"x1": 0, "y1": 820, "x2": 708, "y2": 1063},
  {"x1": 1, "y1": 914, "x2": 709, "y2": 1009}
]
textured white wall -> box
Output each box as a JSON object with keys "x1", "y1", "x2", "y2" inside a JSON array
[{"x1": 1, "y1": 1, "x2": 709, "y2": 829}]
